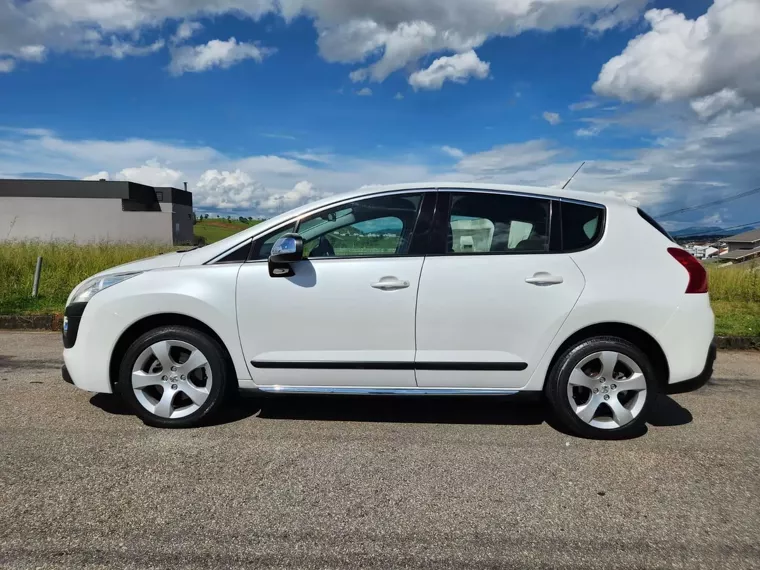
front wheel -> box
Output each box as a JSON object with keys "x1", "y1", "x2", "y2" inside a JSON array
[
  {"x1": 544, "y1": 336, "x2": 658, "y2": 439},
  {"x1": 117, "y1": 326, "x2": 230, "y2": 428}
]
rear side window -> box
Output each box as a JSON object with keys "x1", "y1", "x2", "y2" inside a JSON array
[
  {"x1": 561, "y1": 202, "x2": 605, "y2": 251},
  {"x1": 637, "y1": 208, "x2": 674, "y2": 242},
  {"x1": 445, "y1": 193, "x2": 550, "y2": 254}
]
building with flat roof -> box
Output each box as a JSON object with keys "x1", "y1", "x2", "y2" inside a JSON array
[
  {"x1": 720, "y1": 228, "x2": 760, "y2": 263},
  {"x1": 0, "y1": 179, "x2": 193, "y2": 245}
]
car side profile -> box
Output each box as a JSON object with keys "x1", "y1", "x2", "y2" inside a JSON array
[{"x1": 62, "y1": 183, "x2": 715, "y2": 438}]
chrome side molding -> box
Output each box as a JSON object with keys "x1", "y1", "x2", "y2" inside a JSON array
[{"x1": 254, "y1": 385, "x2": 521, "y2": 396}]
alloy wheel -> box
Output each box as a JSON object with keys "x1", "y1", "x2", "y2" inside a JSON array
[
  {"x1": 131, "y1": 340, "x2": 213, "y2": 419},
  {"x1": 566, "y1": 350, "x2": 647, "y2": 430}
]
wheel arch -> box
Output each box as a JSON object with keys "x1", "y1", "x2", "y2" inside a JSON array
[
  {"x1": 547, "y1": 322, "x2": 669, "y2": 388},
  {"x1": 109, "y1": 313, "x2": 236, "y2": 390}
]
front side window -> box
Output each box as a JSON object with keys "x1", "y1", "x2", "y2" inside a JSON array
[
  {"x1": 296, "y1": 193, "x2": 423, "y2": 258},
  {"x1": 250, "y1": 224, "x2": 297, "y2": 260},
  {"x1": 444, "y1": 193, "x2": 550, "y2": 254}
]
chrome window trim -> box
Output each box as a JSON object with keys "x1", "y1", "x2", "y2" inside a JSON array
[
  {"x1": 210, "y1": 186, "x2": 606, "y2": 264},
  {"x1": 244, "y1": 188, "x2": 436, "y2": 263}
]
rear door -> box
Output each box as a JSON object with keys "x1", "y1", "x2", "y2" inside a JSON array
[{"x1": 414, "y1": 191, "x2": 587, "y2": 389}]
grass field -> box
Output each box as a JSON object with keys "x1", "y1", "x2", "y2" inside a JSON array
[
  {"x1": 194, "y1": 218, "x2": 261, "y2": 244},
  {"x1": 1, "y1": 239, "x2": 759, "y2": 337},
  {"x1": 0, "y1": 242, "x2": 173, "y2": 314}
]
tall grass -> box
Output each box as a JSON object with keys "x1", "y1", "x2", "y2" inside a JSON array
[
  {"x1": 707, "y1": 263, "x2": 760, "y2": 302},
  {"x1": 2, "y1": 240, "x2": 760, "y2": 329},
  {"x1": 0, "y1": 241, "x2": 172, "y2": 314}
]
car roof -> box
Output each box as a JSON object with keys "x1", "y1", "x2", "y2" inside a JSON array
[{"x1": 183, "y1": 182, "x2": 632, "y2": 265}]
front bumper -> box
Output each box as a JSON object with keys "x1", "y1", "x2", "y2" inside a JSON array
[{"x1": 665, "y1": 341, "x2": 716, "y2": 395}]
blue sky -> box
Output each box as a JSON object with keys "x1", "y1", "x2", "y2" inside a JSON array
[{"x1": 1, "y1": 0, "x2": 759, "y2": 230}]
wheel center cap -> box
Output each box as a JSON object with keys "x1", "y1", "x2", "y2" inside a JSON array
[{"x1": 601, "y1": 385, "x2": 610, "y2": 394}]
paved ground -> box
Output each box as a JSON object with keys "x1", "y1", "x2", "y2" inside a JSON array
[{"x1": 1, "y1": 331, "x2": 759, "y2": 570}]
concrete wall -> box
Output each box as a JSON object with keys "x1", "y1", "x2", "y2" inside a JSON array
[
  {"x1": 0, "y1": 196, "x2": 174, "y2": 244},
  {"x1": 168, "y1": 203, "x2": 194, "y2": 245},
  {"x1": 728, "y1": 242, "x2": 757, "y2": 252}
]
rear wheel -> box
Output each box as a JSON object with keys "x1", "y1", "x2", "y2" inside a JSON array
[
  {"x1": 118, "y1": 326, "x2": 229, "y2": 428},
  {"x1": 545, "y1": 336, "x2": 657, "y2": 439}
]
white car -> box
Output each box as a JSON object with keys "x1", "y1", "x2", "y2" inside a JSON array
[{"x1": 62, "y1": 183, "x2": 715, "y2": 438}]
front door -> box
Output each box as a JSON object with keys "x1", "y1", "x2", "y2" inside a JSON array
[
  {"x1": 414, "y1": 191, "x2": 587, "y2": 389},
  {"x1": 236, "y1": 191, "x2": 432, "y2": 388}
]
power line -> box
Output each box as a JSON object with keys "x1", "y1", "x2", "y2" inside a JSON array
[
  {"x1": 656, "y1": 185, "x2": 760, "y2": 219},
  {"x1": 673, "y1": 219, "x2": 760, "y2": 240}
]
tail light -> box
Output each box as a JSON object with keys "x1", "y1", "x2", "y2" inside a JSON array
[{"x1": 668, "y1": 247, "x2": 708, "y2": 294}]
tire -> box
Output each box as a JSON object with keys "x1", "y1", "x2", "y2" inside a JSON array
[
  {"x1": 117, "y1": 325, "x2": 230, "y2": 428},
  {"x1": 544, "y1": 336, "x2": 658, "y2": 439}
]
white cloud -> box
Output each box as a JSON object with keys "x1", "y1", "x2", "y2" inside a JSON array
[
  {"x1": 0, "y1": 0, "x2": 647, "y2": 81},
  {"x1": 355, "y1": 87, "x2": 372, "y2": 96},
  {"x1": 409, "y1": 50, "x2": 489, "y2": 90},
  {"x1": 19, "y1": 45, "x2": 46, "y2": 61},
  {"x1": 258, "y1": 180, "x2": 325, "y2": 212},
  {"x1": 575, "y1": 127, "x2": 600, "y2": 137},
  {"x1": 0, "y1": 59, "x2": 14, "y2": 73},
  {"x1": 285, "y1": 151, "x2": 334, "y2": 164},
  {"x1": 169, "y1": 38, "x2": 273, "y2": 75},
  {"x1": 83, "y1": 161, "x2": 185, "y2": 187},
  {"x1": 7, "y1": 110, "x2": 760, "y2": 223},
  {"x1": 543, "y1": 111, "x2": 561, "y2": 125},
  {"x1": 82, "y1": 171, "x2": 111, "y2": 181},
  {"x1": 690, "y1": 88, "x2": 747, "y2": 119},
  {"x1": 569, "y1": 100, "x2": 599, "y2": 111},
  {"x1": 456, "y1": 140, "x2": 563, "y2": 175},
  {"x1": 394, "y1": 92, "x2": 404, "y2": 100},
  {"x1": 441, "y1": 146, "x2": 465, "y2": 158},
  {"x1": 173, "y1": 21, "x2": 203, "y2": 44},
  {"x1": 101, "y1": 38, "x2": 165, "y2": 60},
  {"x1": 594, "y1": 0, "x2": 760, "y2": 113},
  {"x1": 119, "y1": 161, "x2": 185, "y2": 187},
  {"x1": 194, "y1": 169, "x2": 263, "y2": 210}
]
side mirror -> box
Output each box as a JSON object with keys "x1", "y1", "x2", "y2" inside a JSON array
[{"x1": 268, "y1": 233, "x2": 304, "y2": 277}]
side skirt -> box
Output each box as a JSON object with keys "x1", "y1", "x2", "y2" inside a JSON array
[{"x1": 253, "y1": 386, "x2": 521, "y2": 396}]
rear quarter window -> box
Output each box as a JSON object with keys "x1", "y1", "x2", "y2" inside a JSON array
[{"x1": 561, "y1": 202, "x2": 605, "y2": 251}]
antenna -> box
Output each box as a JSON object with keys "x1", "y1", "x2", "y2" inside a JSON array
[{"x1": 562, "y1": 161, "x2": 586, "y2": 190}]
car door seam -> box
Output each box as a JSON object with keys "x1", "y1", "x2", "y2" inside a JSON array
[{"x1": 524, "y1": 255, "x2": 587, "y2": 388}]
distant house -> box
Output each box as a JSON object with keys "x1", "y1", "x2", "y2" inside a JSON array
[
  {"x1": 687, "y1": 244, "x2": 720, "y2": 259},
  {"x1": 0, "y1": 179, "x2": 193, "y2": 245},
  {"x1": 720, "y1": 228, "x2": 760, "y2": 263}
]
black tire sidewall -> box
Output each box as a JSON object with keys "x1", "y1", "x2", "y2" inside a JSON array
[
  {"x1": 118, "y1": 326, "x2": 228, "y2": 428},
  {"x1": 545, "y1": 336, "x2": 658, "y2": 439}
]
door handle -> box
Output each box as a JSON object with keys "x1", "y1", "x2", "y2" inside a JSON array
[
  {"x1": 371, "y1": 277, "x2": 410, "y2": 290},
  {"x1": 525, "y1": 272, "x2": 564, "y2": 286}
]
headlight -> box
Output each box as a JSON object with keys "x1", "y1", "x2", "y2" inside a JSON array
[{"x1": 70, "y1": 272, "x2": 142, "y2": 305}]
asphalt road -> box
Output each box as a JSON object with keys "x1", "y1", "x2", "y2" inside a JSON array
[{"x1": 1, "y1": 331, "x2": 759, "y2": 570}]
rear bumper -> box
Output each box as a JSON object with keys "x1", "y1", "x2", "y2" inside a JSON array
[
  {"x1": 665, "y1": 341, "x2": 716, "y2": 395},
  {"x1": 61, "y1": 365, "x2": 74, "y2": 385},
  {"x1": 658, "y1": 295, "x2": 715, "y2": 384}
]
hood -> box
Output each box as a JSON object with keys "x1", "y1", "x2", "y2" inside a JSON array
[{"x1": 92, "y1": 251, "x2": 187, "y2": 277}]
